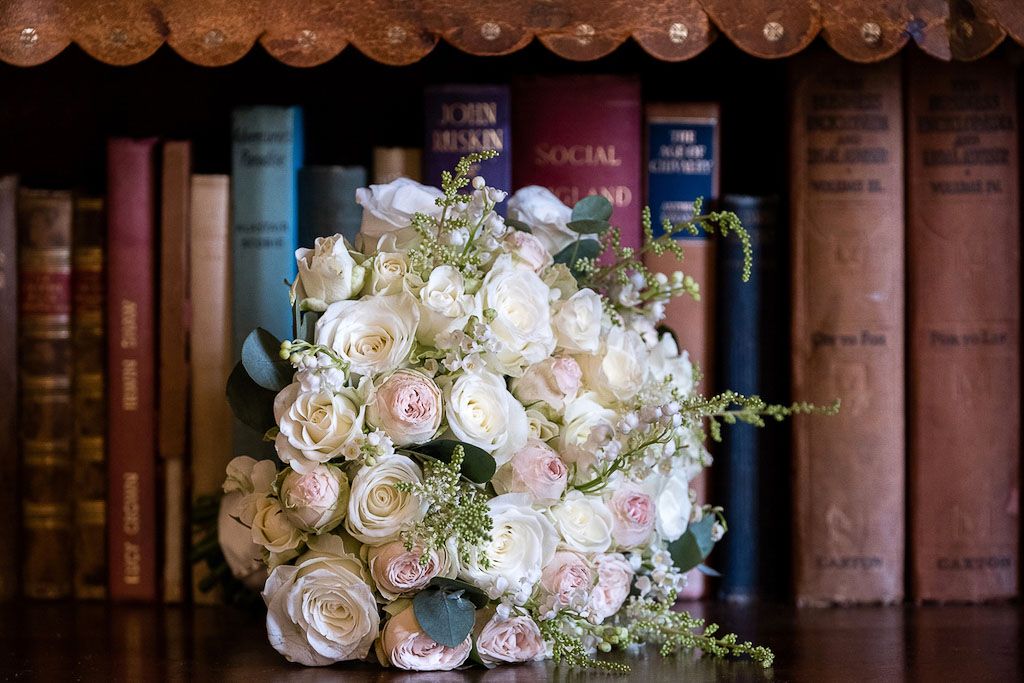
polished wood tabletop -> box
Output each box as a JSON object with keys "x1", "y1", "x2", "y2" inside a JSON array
[{"x1": 0, "y1": 600, "x2": 1020, "y2": 681}]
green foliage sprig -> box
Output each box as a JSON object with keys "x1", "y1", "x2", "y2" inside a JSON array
[
  {"x1": 538, "y1": 612, "x2": 631, "y2": 674},
  {"x1": 680, "y1": 391, "x2": 842, "y2": 443}
]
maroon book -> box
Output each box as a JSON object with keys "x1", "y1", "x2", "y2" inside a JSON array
[
  {"x1": 106, "y1": 138, "x2": 158, "y2": 602},
  {"x1": 512, "y1": 75, "x2": 643, "y2": 250}
]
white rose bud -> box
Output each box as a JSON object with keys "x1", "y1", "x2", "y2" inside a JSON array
[
  {"x1": 507, "y1": 186, "x2": 598, "y2": 255},
  {"x1": 217, "y1": 492, "x2": 267, "y2": 591},
  {"x1": 381, "y1": 606, "x2": 471, "y2": 671},
  {"x1": 367, "y1": 251, "x2": 409, "y2": 296},
  {"x1": 643, "y1": 468, "x2": 692, "y2": 542},
  {"x1": 548, "y1": 490, "x2": 614, "y2": 554},
  {"x1": 578, "y1": 327, "x2": 649, "y2": 405},
  {"x1": 293, "y1": 235, "x2": 366, "y2": 312},
  {"x1": 477, "y1": 255, "x2": 556, "y2": 373},
  {"x1": 557, "y1": 392, "x2": 617, "y2": 473},
  {"x1": 279, "y1": 464, "x2": 350, "y2": 533},
  {"x1": 552, "y1": 288, "x2": 603, "y2": 354},
  {"x1": 444, "y1": 369, "x2": 529, "y2": 466},
  {"x1": 316, "y1": 293, "x2": 420, "y2": 377},
  {"x1": 250, "y1": 496, "x2": 305, "y2": 555},
  {"x1": 416, "y1": 265, "x2": 478, "y2": 347},
  {"x1": 355, "y1": 178, "x2": 444, "y2": 246}
]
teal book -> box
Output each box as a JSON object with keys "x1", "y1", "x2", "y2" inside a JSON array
[{"x1": 231, "y1": 106, "x2": 303, "y2": 455}]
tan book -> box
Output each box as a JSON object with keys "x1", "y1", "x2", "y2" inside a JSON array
[
  {"x1": 907, "y1": 54, "x2": 1019, "y2": 603},
  {"x1": 790, "y1": 53, "x2": 904, "y2": 605},
  {"x1": 372, "y1": 147, "x2": 422, "y2": 184},
  {"x1": 189, "y1": 174, "x2": 233, "y2": 604}
]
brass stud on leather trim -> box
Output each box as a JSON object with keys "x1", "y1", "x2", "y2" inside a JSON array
[
  {"x1": 203, "y1": 29, "x2": 225, "y2": 47},
  {"x1": 575, "y1": 23, "x2": 595, "y2": 46},
  {"x1": 668, "y1": 22, "x2": 688, "y2": 44},
  {"x1": 480, "y1": 22, "x2": 501, "y2": 41},
  {"x1": 763, "y1": 21, "x2": 784, "y2": 42},
  {"x1": 20, "y1": 27, "x2": 39, "y2": 47}
]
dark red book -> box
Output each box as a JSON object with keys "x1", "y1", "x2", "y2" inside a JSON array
[
  {"x1": 106, "y1": 138, "x2": 158, "y2": 602},
  {"x1": 512, "y1": 75, "x2": 643, "y2": 250}
]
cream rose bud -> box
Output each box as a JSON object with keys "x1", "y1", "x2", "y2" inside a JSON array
[
  {"x1": 589, "y1": 553, "x2": 634, "y2": 621},
  {"x1": 415, "y1": 265, "x2": 477, "y2": 346},
  {"x1": 367, "y1": 541, "x2": 442, "y2": 601},
  {"x1": 491, "y1": 439, "x2": 568, "y2": 505},
  {"x1": 367, "y1": 369, "x2": 442, "y2": 446},
  {"x1": 510, "y1": 356, "x2": 581, "y2": 413},
  {"x1": 445, "y1": 369, "x2": 528, "y2": 466},
  {"x1": 477, "y1": 255, "x2": 556, "y2": 373},
  {"x1": 503, "y1": 230, "x2": 553, "y2": 273},
  {"x1": 525, "y1": 408, "x2": 559, "y2": 442},
  {"x1": 474, "y1": 611, "x2": 546, "y2": 665},
  {"x1": 460, "y1": 494, "x2": 559, "y2": 604},
  {"x1": 539, "y1": 550, "x2": 595, "y2": 608},
  {"x1": 250, "y1": 496, "x2": 305, "y2": 555},
  {"x1": 263, "y1": 534, "x2": 379, "y2": 666},
  {"x1": 643, "y1": 468, "x2": 692, "y2": 542},
  {"x1": 578, "y1": 326, "x2": 649, "y2": 405},
  {"x1": 367, "y1": 251, "x2": 409, "y2": 296},
  {"x1": 606, "y1": 486, "x2": 656, "y2": 550},
  {"x1": 218, "y1": 492, "x2": 267, "y2": 591},
  {"x1": 552, "y1": 288, "x2": 603, "y2": 354},
  {"x1": 557, "y1": 391, "x2": 617, "y2": 473},
  {"x1": 382, "y1": 606, "x2": 472, "y2": 671},
  {"x1": 316, "y1": 293, "x2": 419, "y2": 377},
  {"x1": 507, "y1": 185, "x2": 597, "y2": 255},
  {"x1": 548, "y1": 491, "x2": 614, "y2": 554},
  {"x1": 223, "y1": 455, "x2": 278, "y2": 526},
  {"x1": 273, "y1": 383, "x2": 364, "y2": 474},
  {"x1": 345, "y1": 454, "x2": 427, "y2": 546},
  {"x1": 355, "y1": 178, "x2": 444, "y2": 243},
  {"x1": 293, "y1": 235, "x2": 366, "y2": 312},
  {"x1": 279, "y1": 464, "x2": 350, "y2": 533}
]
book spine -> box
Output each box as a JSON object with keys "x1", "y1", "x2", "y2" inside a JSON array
[
  {"x1": 790, "y1": 55, "x2": 904, "y2": 605},
  {"x1": 72, "y1": 197, "x2": 106, "y2": 599},
  {"x1": 298, "y1": 166, "x2": 367, "y2": 247},
  {"x1": 372, "y1": 147, "x2": 422, "y2": 184},
  {"x1": 189, "y1": 174, "x2": 234, "y2": 604},
  {"x1": 424, "y1": 84, "x2": 511, "y2": 207},
  {"x1": 231, "y1": 106, "x2": 303, "y2": 458},
  {"x1": 18, "y1": 188, "x2": 74, "y2": 599},
  {"x1": 106, "y1": 138, "x2": 159, "y2": 602},
  {"x1": 643, "y1": 103, "x2": 720, "y2": 598},
  {"x1": 513, "y1": 75, "x2": 642, "y2": 250},
  {"x1": 0, "y1": 176, "x2": 17, "y2": 601},
  {"x1": 714, "y1": 195, "x2": 779, "y2": 601},
  {"x1": 907, "y1": 56, "x2": 1019, "y2": 602},
  {"x1": 159, "y1": 140, "x2": 191, "y2": 603}
]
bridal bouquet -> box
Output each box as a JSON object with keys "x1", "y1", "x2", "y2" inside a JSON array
[{"x1": 219, "y1": 152, "x2": 826, "y2": 672}]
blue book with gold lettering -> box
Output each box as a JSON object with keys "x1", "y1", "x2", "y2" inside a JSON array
[
  {"x1": 424, "y1": 84, "x2": 510, "y2": 207},
  {"x1": 231, "y1": 106, "x2": 303, "y2": 455}
]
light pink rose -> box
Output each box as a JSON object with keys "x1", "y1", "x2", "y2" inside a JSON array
[
  {"x1": 510, "y1": 356, "x2": 582, "y2": 413},
  {"x1": 366, "y1": 369, "x2": 442, "y2": 446},
  {"x1": 491, "y1": 439, "x2": 568, "y2": 505},
  {"x1": 382, "y1": 607, "x2": 472, "y2": 671},
  {"x1": 504, "y1": 230, "x2": 553, "y2": 272},
  {"x1": 607, "y1": 487, "x2": 656, "y2": 550},
  {"x1": 367, "y1": 541, "x2": 442, "y2": 601},
  {"x1": 540, "y1": 550, "x2": 594, "y2": 608},
  {"x1": 475, "y1": 612, "x2": 546, "y2": 664},
  {"x1": 589, "y1": 553, "x2": 633, "y2": 621}
]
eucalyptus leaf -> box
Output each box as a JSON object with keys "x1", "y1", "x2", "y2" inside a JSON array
[
  {"x1": 553, "y1": 238, "x2": 604, "y2": 278},
  {"x1": 667, "y1": 515, "x2": 718, "y2": 573},
  {"x1": 566, "y1": 218, "x2": 610, "y2": 235},
  {"x1": 411, "y1": 440, "x2": 496, "y2": 484},
  {"x1": 428, "y1": 577, "x2": 489, "y2": 609},
  {"x1": 225, "y1": 361, "x2": 278, "y2": 435},
  {"x1": 571, "y1": 194, "x2": 613, "y2": 222},
  {"x1": 412, "y1": 586, "x2": 476, "y2": 648},
  {"x1": 504, "y1": 219, "x2": 532, "y2": 234},
  {"x1": 298, "y1": 310, "x2": 319, "y2": 344},
  {"x1": 696, "y1": 563, "x2": 722, "y2": 577},
  {"x1": 241, "y1": 328, "x2": 293, "y2": 391}
]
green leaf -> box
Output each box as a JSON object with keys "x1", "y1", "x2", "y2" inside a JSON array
[
  {"x1": 552, "y1": 238, "x2": 604, "y2": 279},
  {"x1": 571, "y1": 194, "x2": 613, "y2": 222},
  {"x1": 298, "y1": 311, "x2": 319, "y2": 344},
  {"x1": 566, "y1": 218, "x2": 610, "y2": 235},
  {"x1": 696, "y1": 563, "x2": 722, "y2": 577},
  {"x1": 667, "y1": 515, "x2": 717, "y2": 573},
  {"x1": 504, "y1": 219, "x2": 532, "y2": 234},
  {"x1": 427, "y1": 577, "x2": 489, "y2": 609},
  {"x1": 412, "y1": 586, "x2": 476, "y2": 648},
  {"x1": 225, "y1": 361, "x2": 278, "y2": 435},
  {"x1": 242, "y1": 328, "x2": 293, "y2": 391},
  {"x1": 412, "y1": 440, "x2": 496, "y2": 484}
]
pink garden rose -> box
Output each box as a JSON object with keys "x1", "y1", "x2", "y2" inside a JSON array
[
  {"x1": 366, "y1": 369, "x2": 442, "y2": 446},
  {"x1": 475, "y1": 611, "x2": 546, "y2": 664},
  {"x1": 607, "y1": 486, "x2": 656, "y2": 550},
  {"x1": 504, "y1": 230, "x2": 553, "y2": 273},
  {"x1": 589, "y1": 553, "x2": 633, "y2": 621},
  {"x1": 491, "y1": 439, "x2": 568, "y2": 505},
  {"x1": 510, "y1": 356, "x2": 582, "y2": 413},
  {"x1": 367, "y1": 541, "x2": 442, "y2": 601},
  {"x1": 382, "y1": 607, "x2": 472, "y2": 671},
  {"x1": 540, "y1": 550, "x2": 594, "y2": 609}
]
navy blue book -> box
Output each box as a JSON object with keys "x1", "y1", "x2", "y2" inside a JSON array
[
  {"x1": 424, "y1": 84, "x2": 510, "y2": 209},
  {"x1": 714, "y1": 194, "x2": 783, "y2": 601},
  {"x1": 298, "y1": 165, "x2": 367, "y2": 247}
]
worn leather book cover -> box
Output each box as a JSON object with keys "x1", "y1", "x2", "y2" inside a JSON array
[
  {"x1": 513, "y1": 75, "x2": 643, "y2": 250},
  {"x1": 790, "y1": 54, "x2": 904, "y2": 605},
  {"x1": 18, "y1": 188, "x2": 74, "y2": 599},
  {"x1": 107, "y1": 138, "x2": 159, "y2": 602},
  {"x1": 907, "y1": 55, "x2": 1019, "y2": 603},
  {"x1": 189, "y1": 174, "x2": 233, "y2": 604},
  {"x1": 72, "y1": 197, "x2": 106, "y2": 599},
  {"x1": 372, "y1": 147, "x2": 421, "y2": 184},
  {"x1": 0, "y1": 176, "x2": 18, "y2": 601},
  {"x1": 159, "y1": 140, "x2": 191, "y2": 603}
]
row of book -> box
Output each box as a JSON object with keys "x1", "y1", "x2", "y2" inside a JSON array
[{"x1": 0, "y1": 53, "x2": 1019, "y2": 604}]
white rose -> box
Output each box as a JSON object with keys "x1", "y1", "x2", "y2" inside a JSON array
[
  {"x1": 293, "y1": 235, "x2": 366, "y2": 312},
  {"x1": 444, "y1": 369, "x2": 528, "y2": 466},
  {"x1": 251, "y1": 496, "x2": 305, "y2": 556},
  {"x1": 526, "y1": 408, "x2": 559, "y2": 441},
  {"x1": 503, "y1": 230, "x2": 553, "y2": 273},
  {"x1": 477, "y1": 255, "x2": 555, "y2": 373},
  {"x1": 647, "y1": 332, "x2": 695, "y2": 397},
  {"x1": 273, "y1": 383, "x2": 364, "y2": 474},
  {"x1": 557, "y1": 391, "x2": 616, "y2": 472},
  {"x1": 279, "y1": 464, "x2": 350, "y2": 533},
  {"x1": 510, "y1": 356, "x2": 582, "y2": 413},
  {"x1": 589, "y1": 553, "x2": 634, "y2": 621},
  {"x1": 316, "y1": 293, "x2": 420, "y2": 377},
  {"x1": 415, "y1": 265, "x2": 477, "y2": 346},
  {"x1": 578, "y1": 327, "x2": 648, "y2": 405},
  {"x1": 345, "y1": 454, "x2": 427, "y2": 545},
  {"x1": 366, "y1": 369, "x2": 443, "y2": 446},
  {"x1": 474, "y1": 611, "x2": 546, "y2": 665},
  {"x1": 507, "y1": 186, "x2": 597, "y2": 255},
  {"x1": 552, "y1": 288, "x2": 603, "y2": 354},
  {"x1": 381, "y1": 605, "x2": 471, "y2": 671},
  {"x1": 367, "y1": 251, "x2": 409, "y2": 296},
  {"x1": 460, "y1": 494, "x2": 558, "y2": 604},
  {"x1": 356, "y1": 178, "x2": 444, "y2": 244},
  {"x1": 644, "y1": 468, "x2": 692, "y2": 542},
  {"x1": 263, "y1": 534, "x2": 379, "y2": 666},
  {"x1": 222, "y1": 455, "x2": 278, "y2": 526},
  {"x1": 218, "y1": 492, "x2": 267, "y2": 591},
  {"x1": 548, "y1": 490, "x2": 614, "y2": 554}
]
